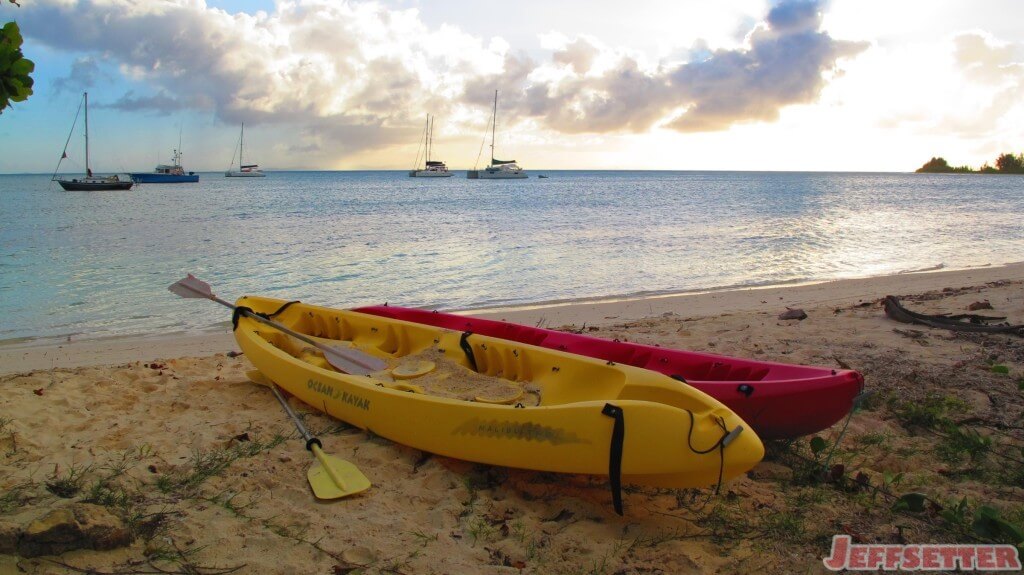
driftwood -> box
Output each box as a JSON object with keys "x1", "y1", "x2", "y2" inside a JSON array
[{"x1": 882, "y1": 296, "x2": 1024, "y2": 335}]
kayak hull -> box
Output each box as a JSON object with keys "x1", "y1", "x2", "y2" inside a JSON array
[
  {"x1": 234, "y1": 296, "x2": 764, "y2": 488},
  {"x1": 355, "y1": 305, "x2": 865, "y2": 440}
]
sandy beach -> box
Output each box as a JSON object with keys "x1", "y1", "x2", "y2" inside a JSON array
[{"x1": 2, "y1": 264, "x2": 1024, "y2": 573}]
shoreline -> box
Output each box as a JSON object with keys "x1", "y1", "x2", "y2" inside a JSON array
[
  {"x1": 3, "y1": 261, "x2": 1023, "y2": 375},
  {"x1": 466, "y1": 260, "x2": 1024, "y2": 326},
  {"x1": 461, "y1": 261, "x2": 1014, "y2": 318}
]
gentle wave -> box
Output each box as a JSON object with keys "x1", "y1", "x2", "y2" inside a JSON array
[{"x1": 2, "y1": 170, "x2": 1023, "y2": 341}]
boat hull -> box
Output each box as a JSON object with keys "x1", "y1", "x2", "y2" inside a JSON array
[
  {"x1": 467, "y1": 170, "x2": 528, "y2": 179},
  {"x1": 225, "y1": 171, "x2": 266, "y2": 177},
  {"x1": 57, "y1": 179, "x2": 133, "y2": 191},
  {"x1": 235, "y1": 296, "x2": 764, "y2": 487},
  {"x1": 409, "y1": 170, "x2": 454, "y2": 177},
  {"x1": 355, "y1": 306, "x2": 865, "y2": 440},
  {"x1": 130, "y1": 173, "x2": 199, "y2": 183}
]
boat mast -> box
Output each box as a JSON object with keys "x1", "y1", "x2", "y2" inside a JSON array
[
  {"x1": 84, "y1": 92, "x2": 90, "y2": 176},
  {"x1": 240, "y1": 123, "x2": 244, "y2": 168},
  {"x1": 427, "y1": 114, "x2": 433, "y2": 165},
  {"x1": 176, "y1": 124, "x2": 183, "y2": 166},
  {"x1": 490, "y1": 90, "x2": 497, "y2": 165}
]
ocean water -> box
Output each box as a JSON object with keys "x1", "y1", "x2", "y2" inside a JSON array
[{"x1": 1, "y1": 170, "x2": 1022, "y2": 343}]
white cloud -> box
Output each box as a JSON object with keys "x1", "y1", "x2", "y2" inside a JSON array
[{"x1": 19, "y1": 0, "x2": 867, "y2": 166}]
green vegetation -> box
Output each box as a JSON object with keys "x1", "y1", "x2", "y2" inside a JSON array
[
  {"x1": 995, "y1": 152, "x2": 1024, "y2": 173},
  {"x1": 916, "y1": 152, "x2": 1024, "y2": 174},
  {"x1": 915, "y1": 157, "x2": 973, "y2": 173},
  {"x1": 0, "y1": 20, "x2": 34, "y2": 113}
]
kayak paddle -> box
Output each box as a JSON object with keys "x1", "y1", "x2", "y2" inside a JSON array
[
  {"x1": 248, "y1": 370, "x2": 370, "y2": 498},
  {"x1": 169, "y1": 274, "x2": 388, "y2": 374}
]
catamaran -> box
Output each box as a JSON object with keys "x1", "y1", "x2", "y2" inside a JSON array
[
  {"x1": 52, "y1": 92, "x2": 133, "y2": 191},
  {"x1": 225, "y1": 123, "x2": 266, "y2": 177},
  {"x1": 467, "y1": 90, "x2": 528, "y2": 179},
  {"x1": 409, "y1": 114, "x2": 453, "y2": 177}
]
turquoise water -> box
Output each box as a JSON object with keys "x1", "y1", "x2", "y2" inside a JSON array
[{"x1": 1, "y1": 170, "x2": 1022, "y2": 342}]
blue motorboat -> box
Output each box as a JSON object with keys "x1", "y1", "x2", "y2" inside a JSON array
[{"x1": 131, "y1": 140, "x2": 199, "y2": 183}]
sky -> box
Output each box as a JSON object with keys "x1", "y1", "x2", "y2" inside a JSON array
[{"x1": 0, "y1": 0, "x2": 1022, "y2": 173}]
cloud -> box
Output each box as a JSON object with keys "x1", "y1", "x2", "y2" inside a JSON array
[
  {"x1": 552, "y1": 37, "x2": 600, "y2": 74},
  {"x1": 667, "y1": 18, "x2": 867, "y2": 131},
  {"x1": 954, "y1": 32, "x2": 1024, "y2": 85},
  {"x1": 944, "y1": 33, "x2": 1024, "y2": 137},
  {"x1": 18, "y1": 0, "x2": 498, "y2": 157},
  {"x1": 501, "y1": 0, "x2": 866, "y2": 134},
  {"x1": 52, "y1": 56, "x2": 102, "y2": 93},
  {"x1": 18, "y1": 0, "x2": 866, "y2": 159},
  {"x1": 97, "y1": 90, "x2": 191, "y2": 114}
]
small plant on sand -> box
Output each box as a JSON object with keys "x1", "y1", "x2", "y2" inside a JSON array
[
  {"x1": 409, "y1": 529, "x2": 438, "y2": 548},
  {"x1": 45, "y1": 463, "x2": 90, "y2": 498},
  {"x1": 157, "y1": 433, "x2": 285, "y2": 495},
  {"x1": 132, "y1": 539, "x2": 245, "y2": 574},
  {"x1": 857, "y1": 431, "x2": 890, "y2": 449},
  {"x1": 465, "y1": 515, "x2": 499, "y2": 545},
  {"x1": 757, "y1": 510, "x2": 806, "y2": 543},
  {"x1": 0, "y1": 480, "x2": 33, "y2": 513},
  {"x1": 936, "y1": 423, "x2": 992, "y2": 466},
  {"x1": 0, "y1": 416, "x2": 12, "y2": 454},
  {"x1": 933, "y1": 497, "x2": 1024, "y2": 547},
  {"x1": 892, "y1": 393, "x2": 968, "y2": 430},
  {"x1": 201, "y1": 489, "x2": 259, "y2": 517}
]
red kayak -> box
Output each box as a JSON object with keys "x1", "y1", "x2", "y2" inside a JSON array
[{"x1": 354, "y1": 305, "x2": 864, "y2": 440}]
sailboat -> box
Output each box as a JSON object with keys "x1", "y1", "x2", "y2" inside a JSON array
[
  {"x1": 225, "y1": 123, "x2": 266, "y2": 177},
  {"x1": 409, "y1": 114, "x2": 453, "y2": 177},
  {"x1": 52, "y1": 92, "x2": 133, "y2": 191},
  {"x1": 467, "y1": 90, "x2": 527, "y2": 179},
  {"x1": 130, "y1": 126, "x2": 199, "y2": 183}
]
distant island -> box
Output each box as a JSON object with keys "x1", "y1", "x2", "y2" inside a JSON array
[{"x1": 916, "y1": 152, "x2": 1023, "y2": 174}]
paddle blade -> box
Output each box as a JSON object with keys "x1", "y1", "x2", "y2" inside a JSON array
[
  {"x1": 322, "y1": 345, "x2": 389, "y2": 375},
  {"x1": 308, "y1": 448, "x2": 371, "y2": 499},
  {"x1": 169, "y1": 274, "x2": 214, "y2": 299}
]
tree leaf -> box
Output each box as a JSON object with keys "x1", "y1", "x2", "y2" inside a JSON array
[
  {"x1": 810, "y1": 436, "x2": 828, "y2": 455},
  {"x1": 892, "y1": 492, "x2": 927, "y2": 513}
]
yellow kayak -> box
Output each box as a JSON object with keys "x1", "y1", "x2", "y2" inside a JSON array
[{"x1": 234, "y1": 296, "x2": 764, "y2": 496}]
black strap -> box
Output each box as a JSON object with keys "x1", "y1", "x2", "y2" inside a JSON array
[
  {"x1": 685, "y1": 411, "x2": 731, "y2": 495},
  {"x1": 231, "y1": 306, "x2": 264, "y2": 331},
  {"x1": 601, "y1": 403, "x2": 625, "y2": 516},
  {"x1": 232, "y1": 302, "x2": 298, "y2": 331},
  {"x1": 267, "y1": 300, "x2": 301, "y2": 318},
  {"x1": 460, "y1": 332, "x2": 478, "y2": 371}
]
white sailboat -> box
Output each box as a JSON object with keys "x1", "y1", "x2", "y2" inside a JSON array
[
  {"x1": 409, "y1": 114, "x2": 453, "y2": 177},
  {"x1": 467, "y1": 90, "x2": 528, "y2": 179},
  {"x1": 225, "y1": 123, "x2": 266, "y2": 177}
]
